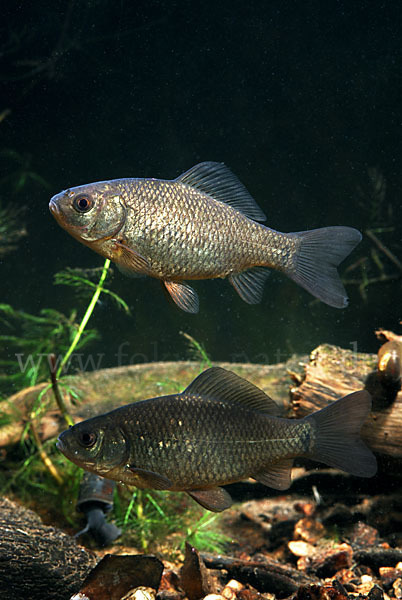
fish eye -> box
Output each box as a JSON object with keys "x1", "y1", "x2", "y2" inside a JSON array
[
  {"x1": 79, "y1": 431, "x2": 97, "y2": 448},
  {"x1": 72, "y1": 194, "x2": 93, "y2": 213}
]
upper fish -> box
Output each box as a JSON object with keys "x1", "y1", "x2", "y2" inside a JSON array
[
  {"x1": 49, "y1": 162, "x2": 362, "y2": 313},
  {"x1": 56, "y1": 367, "x2": 377, "y2": 512}
]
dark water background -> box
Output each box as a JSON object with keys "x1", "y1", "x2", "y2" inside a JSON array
[{"x1": 1, "y1": 1, "x2": 401, "y2": 386}]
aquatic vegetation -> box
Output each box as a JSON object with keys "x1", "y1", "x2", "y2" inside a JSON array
[
  {"x1": 0, "y1": 304, "x2": 96, "y2": 394},
  {"x1": 0, "y1": 259, "x2": 130, "y2": 396},
  {"x1": 0, "y1": 200, "x2": 26, "y2": 256},
  {"x1": 0, "y1": 436, "x2": 83, "y2": 523},
  {"x1": 182, "y1": 511, "x2": 231, "y2": 553},
  {"x1": 113, "y1": 487, "x2": 229, "y2": 554},
  {"x1": 344, "y1": 168, "x2": 402, "y2": 300},
  {"x1": 54, "y1": 265, "x2": 130, "y2": 314},
  {"x1": 180, "y1": 331, "x2": 212, "y2": 367},
  {"x1": 0, "y1": 148, "x2": 50, "y2": 193},
  {"x1": 0, "y1": 258, "x2": 131, "y2": 495}
]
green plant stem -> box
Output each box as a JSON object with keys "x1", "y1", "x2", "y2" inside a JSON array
[
  {"x1": 49, "y1": 354, "x2": 74, "y2": 427},
  {"x1": 56, "y1": 258, "x2": 110, "y2": 378},
  {"x1": 30, "y1": 421, "x2": 63, "y2": 484}
]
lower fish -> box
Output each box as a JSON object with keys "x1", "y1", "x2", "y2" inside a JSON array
[{"x1": 56, "y1": 367, "x2": 377, "y2": 512}]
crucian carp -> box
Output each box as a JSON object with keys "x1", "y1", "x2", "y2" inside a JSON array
[
  {"x1": 49, "y1": 162, "x2": 362, "y2": 313},
  {"x1": 57, "y1": 367, "x2": 377, "y2": 512}
]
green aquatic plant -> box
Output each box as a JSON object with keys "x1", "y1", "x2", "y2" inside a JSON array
[
  {"x1": 54, "y1": 259, "x2": 112, "y2": 378},
  {"x1": 0, "y1": 200, "x2": 26, "y2": 256},
  {"x1": 0, "y1": 438, "x2": 83, "y2": 524},
  {"x1": 0, "y1": 304, "x2": 98, "y2": 394},
  {"x1": 182, "y1": 511, "x2": 231, "y2": 553},
  {"x1": 54, "y1": 265, "x2": 130, "y2": 313},
  {"x1": 0, "y1": 148, "x2": 50, "y2": 193},
  {"x1": 0, "y1": 304, "x2": 97, "y2": 394},
  {"x1": 343, "y1": 167, "x2": 402, "y2": 301},
  {"x1": 180, "y1": 331, "x2": 212, "y2": 368},
  {"x1": 113, "y1": 486, "x2": 230, "y2": 554},
  {"x1": 0, "y1": 258, "x2": 131, "y2": 396},
  {"x1": 0, "y1": 257, "x2": 130, "y2": 482}
]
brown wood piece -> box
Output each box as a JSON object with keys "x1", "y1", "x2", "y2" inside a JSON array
[
  {"x1": 200, "y1": 552, "x2": 317, "y2": 597},
  {"x1": 0, "y1": 497, "x2": 96, "y2": 600}
]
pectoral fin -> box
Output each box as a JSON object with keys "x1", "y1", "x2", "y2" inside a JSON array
[
  {"x1": 253, "y1": 458, "x2": 294, "y2": 490},
  {"x1": 187, "y1": 487, "x2": 233, "y2": 512},
  {"x1": 113, "y1": 240, "x2": 150, "y2": 275},
  {"x1": 164, "y1": 280, "x2": 199, "y2": 313},
  {"x1": 127, "y1": 466, "x2": 173, "y2": 490},
  {"x1": 116, "y1": 264, "x2": 147, "y2": 278}
]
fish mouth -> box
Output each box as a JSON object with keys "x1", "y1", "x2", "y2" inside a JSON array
[
  {"x1": 56, "y1": 436, "x2": 65, "y2": 453},
  {"x1": 49, "y1": 197, "x2": 67, "y2": 228},
  {"x1": 49, "y1": 197, "x2": 60, "y2": 216},
  {"x1": 49, "y1": 196, "x2": 88, "y2": 235}
]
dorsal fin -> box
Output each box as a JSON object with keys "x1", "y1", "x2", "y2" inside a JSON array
[
  {"x1": 176, "y1": 162, "x2": 266, "y2": 222},
  {"x1": 184, "y1": 367, "x2": 280, "y2": 415}
]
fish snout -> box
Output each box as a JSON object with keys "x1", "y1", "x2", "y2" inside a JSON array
[
  {"x1": 56, "y1": 432, "x2": 67, "y2": 454},
  {"x1": 56, "y1": 437, "x2": 63, "y2": 452},
  {"x1": 49, "y1": 196, "x2": 61, "y2": 218}
]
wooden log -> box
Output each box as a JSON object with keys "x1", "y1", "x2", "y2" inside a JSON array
[
  {"x1": 0, "y1": 496, "x2": 96, "y2": 600},
  {"x1": 291, "y1": 344, "x2": 402, "y2": 458}
]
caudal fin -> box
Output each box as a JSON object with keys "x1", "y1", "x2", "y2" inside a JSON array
[
  {"x1": 287, "y1": 226, "x2": 362, "y2": 308},
  {"x1": 306, "y1": 391, "x2": 377, "y2": 477}
]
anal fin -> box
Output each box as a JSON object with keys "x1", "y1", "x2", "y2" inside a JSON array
[
  {"x1": 229, "y1": 267, "x2": 270, "y2": 304},
  {"x1": 253, "y1": 458, "x2": 294, "y2": 490},
  {"x1": 164, "y1": 280, "x2": 199, "y2": 313},
  {"x1": 187, "y1": 487, "x2": 233, "y2": 512}
]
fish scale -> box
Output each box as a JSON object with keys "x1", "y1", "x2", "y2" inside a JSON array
[{"x1": 57, "y1": 367, "x2": 376, "y2": 512}]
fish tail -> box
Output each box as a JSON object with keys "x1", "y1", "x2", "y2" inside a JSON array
[
  {"x1": 306, "y1": 390, "x2": 377, "y2": 477},
  {"x1": 286, "y1": 226, "x2": 362, "y2": 308}
]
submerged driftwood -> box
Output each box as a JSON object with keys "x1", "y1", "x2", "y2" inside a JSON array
[
  {"x1": 0, "y1": 497, "x2": 164, "y2": 600},
  {"x1": 1, "y1": 343, "x2": 402, "y2": 458},
  {"x1": 0, "y1": 497, "x2": 96, "y2": 600}
]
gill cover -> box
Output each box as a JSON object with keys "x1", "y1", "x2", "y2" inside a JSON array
[
  {"x1": 49, "y1": 181, "x2": 127, "y2": 243},
  {"x1": 57, "y1": 417, "x2": 129, "y2": 475}
]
